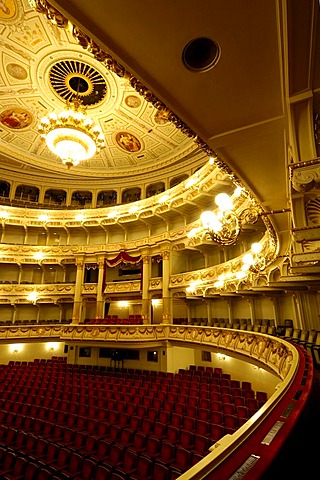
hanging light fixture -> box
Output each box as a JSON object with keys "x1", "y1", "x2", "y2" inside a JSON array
[
  {"x1": 190, "y1": 192, "x2": 290, "y2": 246},
  {"x1": 199, "y1": 192, "x2": 252, "y2": 245},
  {"x1": 38, "y1": 96, "x2": 105, "y2": 169}
]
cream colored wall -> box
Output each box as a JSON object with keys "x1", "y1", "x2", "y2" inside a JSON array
[
  {"x1": 232, "y1": 297, "x2": 251, "y2": 320},
  {"x1": 210, "y1": 298, "x2": 229, "y2": 319},
  {"x1": 0, "y1": 341, "x2": 65, "y2": 364},
  {"x1": 254, "y1": 296, "x2": 274, "y2": 321},
  {"x1": 169, "y1": 345, "x2": 196, "y2": 372},
  {"x1": 15, "y1": 305, "x2": 38, "y2": 321}
]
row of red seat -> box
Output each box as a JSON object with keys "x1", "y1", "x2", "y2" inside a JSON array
[{"x1": 0, "y1": 430, "x2": 189, "y2": 479}]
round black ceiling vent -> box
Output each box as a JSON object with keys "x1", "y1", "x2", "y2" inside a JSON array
[
  {"x1": 182, "y1": 37, "x2": 220, "y2": 72},
  {"x1": 49, "y1": 60, "x2": 107, "y2": 106}
]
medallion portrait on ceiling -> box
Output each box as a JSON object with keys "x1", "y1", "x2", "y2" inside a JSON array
[
  {"x1": 6, "y1": 63, "x2": 28, "y2": 80},
  {"x1": 0, "y1": 0, "x2": 16, "y2": 19},
  {"x1": 116, "y1": 132, "x2": 141, "y2": 153},
  {"x1": 125, "y1": 95, "x2": 141, "y2": 108},
  {"x1": 0, "y1": 107, "x2": 32, "y2": 129}
]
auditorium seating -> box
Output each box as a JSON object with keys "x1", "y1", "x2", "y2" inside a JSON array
[{"x1": 0, "y1": 360, "x2": 270, "y2": 478}]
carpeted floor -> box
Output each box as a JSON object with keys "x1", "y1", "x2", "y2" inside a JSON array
[{"x1": 260, "y1": 366, "x2": 320, "y2": 479}]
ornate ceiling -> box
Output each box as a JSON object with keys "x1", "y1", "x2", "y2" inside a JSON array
[{"x1": 0, "y1": 0, "x2": 206, "y2": 188}]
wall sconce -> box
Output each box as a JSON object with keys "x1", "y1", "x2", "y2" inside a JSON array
[
  {"x1": 217, "y1": 353, "x2": 226, "y2": 360},
  {"x1": 38, "y1": 214, "x2": 49, "y2": 223},
  {"x1": 27, "y1": 291, "x2": 38, "y2": 304},
  {"x1": 190, "y1": 191, "x2": 290, "y2": 246},
  {"x1": 241, "y1": 242, "x2": 266, "y2": 273},
  {"x1": 33, "y1": 252, "x2": 45, "y2": 261},
  {"x1": 198, "y1": 192, "x2": 261, "y2": 245},
  {"x1": 118, "y1": 300, "x2": 129, "y2": 308},
  {"x1": 9, "y1": 344, "x2": 23, "y2": 354},
  {"x1": 186, "y1": 280, "x2": 202, "y2": 294},
  {"x1": 75, "y1": 213, "x2": 85, "y2": 222},
  {"x1": 0, "y1": 210, "x2": 9, "y2": 220},
  {"x1": 151, "y1": 299, "x2": 160, "y2": 307},
  {"x1": 46, "y1": 342, "x2": 59, "y2": 352}
]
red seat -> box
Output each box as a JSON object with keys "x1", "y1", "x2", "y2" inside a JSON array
[
  {"x1": 177, "y1": 429, "x2": 195, "y2": 450},
  {"x1": 191, "y1": 434, "x2": 211, "y2": 456},
  {"x1": 152, "y1": 460, "x2": 171, "y2": 480},
  {"x1": 242, "y1": 381, "x2": 252, "y2": 390},
  {"x1": 166, "y1": 425, "x2": 180, "y2": 443},
  {"x1": 152, "y1": 421, "x2": 167, "y2": 440},
  {"x1": 171, "y1": 413, "x2": 183, "y2": 428},
  {"x1": 236, "y1": 405, "x2": 250, "y2": 419},
  {"x1": 158, "y1": 410, "x2": 170, "y2": 424},
  {"x1": 175, "y1": 403, "x2": 186, "y2": 415},
  {"x1": 103, "y1": 444, "x2": 125, "y2": 470},
  {"x1": 91, "y1": 439, "x2": 112, "y2": 463},
  {"x1": 143, "y1": 435, "x2": 161, "y2": 459},
  {"x1": 223, "y1": 403, "x2": 236, "y2": 415},
  {"x1": 131, "y1": 432, "x2": 147, "y2": 453},
  {"x1": 72, "y1": 458, "x2": 97, "y2": 480},
  {"x1": 182, "y1": 416, "x2": 195, "y2": 432},
  {"x1": 69, "y1": 431, "x2": 88, "y2": 452},
  {"x1": 95, "y1": 464, "x2": 112, "y2": 480},
  {"x1": 1, "y1": 453, "x2": 28, "y2": 479},
  {"x1": 156, "y1": 441, "x2": 176, "y2": 465},
  {"x1": 224, "y1": 414, "x2": 239, "y2": 434},
  {"x1": 78, "y1": 435, "x2": 98, "y2": 457},
  {"x1": 57, "y1": 452, "x2": 83, "y2": 478},
  {"x1": 37, "y1": 442, "x2": 59, "y2": 467},
  {"x1": 210, "y1": 423, "x2": 225, "y2": 442},
  {"x1": 7, "y1": 430, "x2": 27, "y2": 453},
  {"x1": 130, "y1": 454, "x2": 153, "y2": 480},
  {"x1": 108, "y1": 425, "x2": 122, "y2": 443},
  {"x1": 12, "y1": 461, "x2": 39, "y2": 480},
  {"x1": 138, "y1": 418, "x2": 154, "y2": 436},
  {"x1": 0, "y1": 451, "x2": 17, "y2": 478},
  {"x1": 172, "y1": 446, "x2": 192, "y2": 473},
  {"x1": 117, "y1": 448, "x2": 140, "y2": 477},
  {"x1": 18, "y1": 433, "x2": 38, "y2": 457},
  {"x1": 45, "y1": 446, "x2": 70, "y2": 472},
  {"x1": 233, "y1": 395, "x2": 246, "y2": 406}
]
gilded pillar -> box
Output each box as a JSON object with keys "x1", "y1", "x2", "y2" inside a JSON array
[
  {"x1": 72, "y1": 257, "x2": 84, "y2": 324},
  {"x1": 96, "y1": 258, "x2": 105, "y2": 320},
  {"x1": 141, "y1": 255, "x2": 151, "y2": 324},
  {"x1": 162, "y1": 250, "x2": 172, "y2": 323}
]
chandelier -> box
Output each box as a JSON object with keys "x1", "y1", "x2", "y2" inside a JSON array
[{"x1": 38, "y1": 97, "x2": 105, "y2": 168}]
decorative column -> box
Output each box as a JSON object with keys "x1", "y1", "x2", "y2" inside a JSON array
[
  {"x1": 96, "y1": 258, "x2": 105, "y2": 320},
  {"x1": 72, "y1": 257, "x2": 84, "y2": 324},
  {"x1": 206, "y1": 300, "x2": 212, "y2": 325},
  {"x1": 162, "y1": 250, "x2": 172, "y2": 323},
  {"x1": 247, "y1": 297, "x2": 255, "y2": 325},
  {"x1": 141, "y1": 254, "x2": 151, "y2": 324},
  {"x1": 226, "y1": 299, "x2": 233, "y2": 323},
  {"x1": 12, "y1": 305, "x2": 17, "y2": 324}
]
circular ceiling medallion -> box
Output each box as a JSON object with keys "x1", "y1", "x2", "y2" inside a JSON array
[{"x1": 49, "y1": 60, "x2": 107, "y2": 106}]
